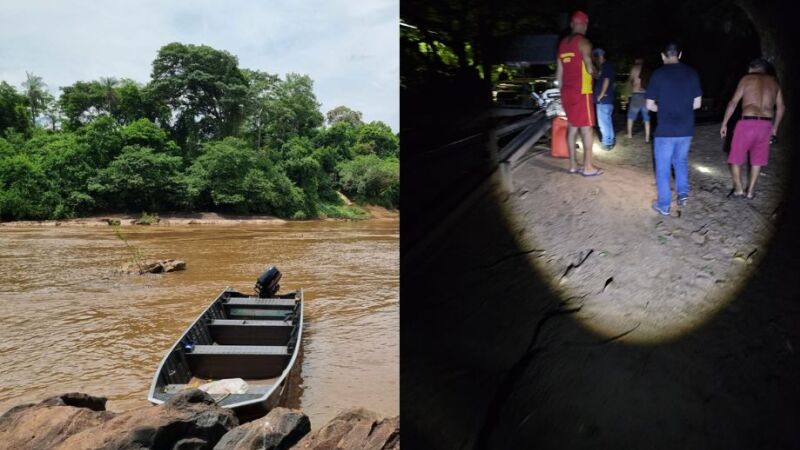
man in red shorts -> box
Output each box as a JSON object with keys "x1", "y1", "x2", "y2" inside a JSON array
[
  {"x1": 720, "y1": 58, "x2": 785, "y2": 199},
  {"x1": 556, "y1": 10, "x2": 602, "y2": 176}
]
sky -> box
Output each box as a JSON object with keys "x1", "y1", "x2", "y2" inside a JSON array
[{"x1": 0, "y1": 0, "x2": 398, "y2": 131}]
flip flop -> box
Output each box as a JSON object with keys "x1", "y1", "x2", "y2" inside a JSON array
[
  {"x1": 728, "y1": 190, "x2": 745, "y2": 198},
  {"x1": 568, "y1": 167, "x2": 582, "y2": 174},
  {"x1": 746, "y1": 193, "x2": 756, "y2": 199},
  {"x1": 581, "y1": 168, "x2": 603, "y2": 177}
]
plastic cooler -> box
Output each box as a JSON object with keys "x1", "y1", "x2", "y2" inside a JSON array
[{"x1": 550, "y1": 116, "x2": 569, "y2": 158}]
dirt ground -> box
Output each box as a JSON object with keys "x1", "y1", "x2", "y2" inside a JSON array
[
  {"x1": 507, "y1": 122, "x2": 788, "y2": 343},
  {"x1": 402, "y1": 120, "x2": 800, "y2": 449}
]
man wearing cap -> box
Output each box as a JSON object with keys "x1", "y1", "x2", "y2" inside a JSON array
[
  {"x1": 645, "y1": 42, "x2": 702, "y2": 215},
  {"x1": 720, "y1": 58, "x2": 785, "y2": 199},
  {"x1": 592, "y1": 48, "x2": 616, "y2": 150},
  {"x1": 557, "y1": 10, "x2": 602, "y2": 176}
]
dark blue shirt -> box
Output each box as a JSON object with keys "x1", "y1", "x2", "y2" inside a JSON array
[
  {"x1": 594, "y1": 62, "x2": 615, "y2": 105},
  {"x1": 646, "y1": 63, "x2": 702, "y2": 137}
]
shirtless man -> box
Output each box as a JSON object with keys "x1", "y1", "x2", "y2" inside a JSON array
[
  {"x1": 556, "y1": 10, "x2": 602, "y2": 176},
  {"x1": 627, "y1": 58, "x2": 651, "y2": 142},
  {"x1": 720, "y1": 58, "x2": 785, "y2": 199}
]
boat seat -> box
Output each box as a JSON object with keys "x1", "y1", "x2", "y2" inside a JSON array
[
  {"x1": 224, "y1": 298, "x2": 296, "y2": 308},
  {"x1": 189, "y1": 345, "x2": 288, "y2": 355},
  {"x1": 208, "y1": 320, "x2": 293, "y2": 345},
  {"x1": 209, "y1": 319, "x2": 292, "y2": 327},
  {"x1": 161, "y1": 383, "x2": 274, "y2": 395},
  {"x1": 185, "y1": 345, "x2": 289, "y2": 379}
]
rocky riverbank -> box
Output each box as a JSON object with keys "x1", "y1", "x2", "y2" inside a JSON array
[
  {"x1": 0, "y1": 208, "x2": 399, "y2": 228},
  {"x1": 0, "y1": 391, "x2": 399, "y2": 450}
]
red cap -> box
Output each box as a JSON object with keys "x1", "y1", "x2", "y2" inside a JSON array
[{"x1": 571, "y1": 11, "x2": 589, "y2": 24}]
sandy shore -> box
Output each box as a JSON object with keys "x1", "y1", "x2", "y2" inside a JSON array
[{"x1": 0, "y1": 207, "x2": 398, "y2": 227}]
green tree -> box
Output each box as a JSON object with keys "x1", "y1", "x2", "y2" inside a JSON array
[
  {"x1": 89, "y1": 145, "x2": 185, "y2": 211},
  {"x1": 355, "y1": 121, "x2": 398, "y2": 157},
  {"x1": 99, "y1": 77, "x2": 119, "y2": 112},
  {"x1": 74, "y1": 115, "x2": 124, "y2": 167},
  {"x1": 59, "y1": 80, "x2": 107, "y2": 129},
  {"x1": 121, "y1": 118, "x2": 180, "y2": 157},
  {"x1": 326, "y1": 105, "x2": 363, "y2": 127},
  {"x1": 21, "y1": 72, "x2": 49, "y2": 127},
  {"x1": 149, "y1": 43, "x2": 249, "y2": 149},
  {"x1": 0, "y1": 153, "x2": 60, "y2": 219},
  {"x1": 337, "y1": 154, "x2": 399, "y2": 208},
  {"x1": 242, "y1": 69, "x2": 280, "y2": 150},
  {"x1": 264, "y1": 73, "x2": 324, "y2": 148},
  {"x1": 186, "y1": 137, "x2": 304, "y2": 215},
  {"x1": 313, "y1": 121, "x2": 357, "y2": 164},
  {"x1": 0, "y1": 82, "x2": 31, "y2": 137}
]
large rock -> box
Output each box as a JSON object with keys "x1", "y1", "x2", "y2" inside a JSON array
[
  {"x1": 214, "y1": 407, "x2": 310, "y2": 450},
  {"x1": 58, "y1": 389, "x2": 238, "y2": 449},
  {"x1": 0, "y1": 393, "x2": 115, "y2": 450},
  {"x1": 120, "y1": 259, "x2": 187, "y2": 275},
  {"x1": 292, "y1": 408, "x2": 399, "y2": 450}
]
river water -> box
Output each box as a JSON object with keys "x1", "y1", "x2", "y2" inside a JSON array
[{"x1": 0, "y1": 220, "x2": 398, "y2": 428}]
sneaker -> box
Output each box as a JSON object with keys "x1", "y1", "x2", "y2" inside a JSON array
[
  {"x1": 651, "y1": 202, "x2": 670, "y2": 216},
  {"x1": 677, "y1": 194, "x2": 688, "y2": 206}
]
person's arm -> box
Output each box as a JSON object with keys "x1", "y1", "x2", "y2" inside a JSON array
[
  {"x1": 692, "y1": 70, "x2": 703, "y2": 111},
  {"x1": 579, "y1": 37, "x2": 594, "y2": 77},
  {"x1": 556, "y1": 58, "x2": 563, "y2": 88},
  {"x1": 773, "y1": 87, "x2": 785, "y2": 136},
  {"x1": 598, "y1": 78, "x2": 610, "y2": 100},
  {"x1": 645, "y1": 74, "x2": 658, "y2": 111},
  {"x1": 721, "y1": 78, "x2": 745, "y2": 138}
]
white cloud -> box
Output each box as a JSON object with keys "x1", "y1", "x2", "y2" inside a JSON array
[{"x1": 0, "y1": 0, "x2": 398, "y2": 131}]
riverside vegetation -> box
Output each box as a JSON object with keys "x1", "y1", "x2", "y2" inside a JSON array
[{"x1": 0, "y1": 42, "x2": 399, "y2": 221}]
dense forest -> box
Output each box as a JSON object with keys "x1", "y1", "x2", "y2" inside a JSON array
[{"x1": 0, "y1": 43, "x2": 399, "y2": 221}]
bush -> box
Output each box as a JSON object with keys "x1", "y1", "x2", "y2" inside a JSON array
[
  {"x1": 337, "y1": 155, "x2": 399, "y2": 208},
  {"x1": 89, "y1": 145, "x2": 185, "y2": 211}
]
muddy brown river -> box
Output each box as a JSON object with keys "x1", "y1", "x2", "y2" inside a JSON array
[{"x1": 0, "y1": 220, "x2": 398, "y2": 428}]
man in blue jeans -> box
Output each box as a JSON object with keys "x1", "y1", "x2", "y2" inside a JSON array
[
  {"x1": 592, "y1": 48, "x2": 615, "y2": 150},
  {"x1": 645, "y1": 42, "x2": 702, "y2": 215}
]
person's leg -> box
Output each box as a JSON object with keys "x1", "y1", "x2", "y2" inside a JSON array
[
  {"x1": 607, "y1": 104, "x2": 615, "y2": 146},
  {"x1": 567, "y1": 125, "x2": 579, "y2": 172},
  {"x1": 579, "y1": 126, "x2": 596, "y2": 172},
  {"x1": 643, "y1": 108, "x2": 651, "y2": 143},
  {"x1": 746, "y1": 165, "x2": 761, "y2": 198},
  {"x1": 746, "y1": 121, "x2": 772, "y2": 197},
  {"x1": 672, "y1": 136, "x2": 692, "y2": 202},
  {"x1": 653, "y1": 137, "x2": 674, "y2": 211},
  {"x1": 626, "y1": 102, "x2": 636, "y2": 138},
  {"x1": 730, "y1": 164, "x2": 744, "y2": 194},
  {"x1": 596, "y1": 104, "x2": 613, "y2": 147},
  {"x1": 727, "y1": 120, "x2": 750, "y2": 194}
]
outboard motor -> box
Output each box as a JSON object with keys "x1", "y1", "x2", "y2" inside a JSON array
[{"x1": 255, "y1": 266, "x2": 281, "y2": 298}]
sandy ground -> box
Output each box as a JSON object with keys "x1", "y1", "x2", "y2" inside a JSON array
[
  {"x1": 507, "y1": 122, "x2": 788, "y2": 342},
  {"x1": 0, "y1": 207, "x2": 398, "y2": 227},
  {"x1": 403, "y1": 120, "x2": 800, "y2": 449}
]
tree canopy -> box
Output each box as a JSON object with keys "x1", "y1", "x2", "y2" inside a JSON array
[{"x1": 0, "y1": 42, "x2": 398, "y2": 221}]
